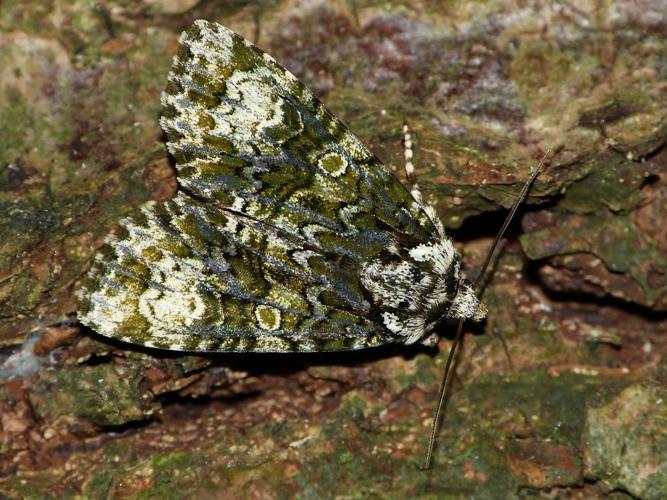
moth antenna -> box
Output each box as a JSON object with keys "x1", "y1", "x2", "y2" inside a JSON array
[
  {"x1": 420, "y1": 315, "x2": 465, "y2": 470},
  {"x1": 472, "y1": 150, "x2": 549, "y2": 292},
  {"x1": 473, "y1": 241, "x2": 515, "y2": 368},
  {"x1": 421, "y1": 149, "x2": 549, "y2": 471},
  {"x1": 402, "y1": 123, "x2": 447, "y2": 238}
]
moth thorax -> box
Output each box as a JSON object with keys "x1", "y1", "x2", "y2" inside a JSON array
[{"x1": 360, "y1": 239, "x2": 484, "y2": 344}]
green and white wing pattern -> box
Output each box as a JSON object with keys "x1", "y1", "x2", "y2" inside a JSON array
[
  {"x1": 78, "y1": 20, "x2": 483, "y2": 353},
  {"x1": 160, "y1": 20, "x2": 438, "y2": 249},
  {"x1": 79, "y1": 191, "x2": 382, "y2": 352}
]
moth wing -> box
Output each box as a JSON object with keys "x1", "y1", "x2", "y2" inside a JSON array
[
  {"x1": 79, "y1": 20, "x2": 444, "y2": 352},
  {"x1": 160, "y1": 19, "x2": 441, "y2": 257},
  {"x1": 78, "y1": 192, "x2": 384, "y2": 352}
]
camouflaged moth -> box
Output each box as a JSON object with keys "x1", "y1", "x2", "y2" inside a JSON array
[
  {"x1": 78, "y1": 20, "x2": 542, "y2": 468},
  {"x1": 79, "y1": 19, "x2": 487, "y2": 352}
]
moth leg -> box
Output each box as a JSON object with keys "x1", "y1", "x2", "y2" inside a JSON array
[{"x1": 402, "y1": 123, "x2": 446, "y2": 238}]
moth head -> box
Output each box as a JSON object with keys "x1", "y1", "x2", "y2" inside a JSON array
[
  {"x1": 407, "y1": 241, "x2": 486, "y2": 322},
  {"x1": 446, "y1": 278, "x2": 487, "y2": 322}
]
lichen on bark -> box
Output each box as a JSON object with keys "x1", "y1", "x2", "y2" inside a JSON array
[{"x1": 1, "y1": 0, "x2": 667, "y2": 497}]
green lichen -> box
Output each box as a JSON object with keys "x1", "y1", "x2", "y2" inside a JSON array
[
  {"x1": 520, "y1": 212, "x2": 667, "y2": 308},
  {"x1": 584, "y1": 382, "x2": 667, "y2": 500},
  {"x1": 1, "y1": 0, "x2": 666, "y2": 497},
  {"x1": 558, "y1": 153, "x2": 654, "y2": 214},
  {"x1": 28, "y1": 363, "x2": 156, "y2": 427}
]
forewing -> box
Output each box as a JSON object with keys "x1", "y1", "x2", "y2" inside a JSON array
[
  {"x1": 160, "y1": 20, "x2": 440, "y2": 255},
  {"x1": 78, "y1": 192, "x2": 385, "y2": 352}
]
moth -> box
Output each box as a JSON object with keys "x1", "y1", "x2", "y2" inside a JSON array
[
  {"x1": 78, "y1": 20, "x2": 541, "y2": 468},
  {"x1": 79, "y1": 19, "x2": 487, "y2": 352}
]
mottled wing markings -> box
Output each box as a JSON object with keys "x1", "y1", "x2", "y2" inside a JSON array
[
  {"x1": 160, "y1": 20, "x2": 440, "y2": 252},
  {"x1": 78, "y1": 20, "x2": 485, "y2": 353},
  {"x1": 80, "y1": 192, "x2": 383, "y2": 352}
]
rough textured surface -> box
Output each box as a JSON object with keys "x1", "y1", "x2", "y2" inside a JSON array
[
  {"x1": 1, "y1": 0, "x2": 666, "y2": 497},
  {"x1": 584, "y1": 382, "x2": 667, "y2": 499}
]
